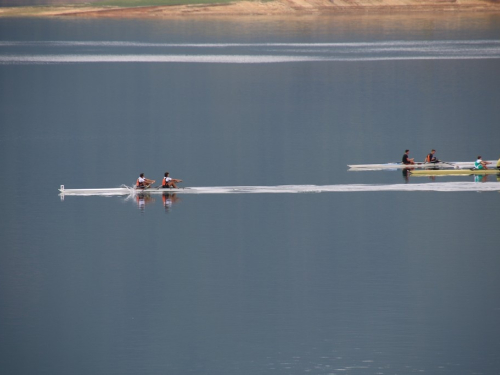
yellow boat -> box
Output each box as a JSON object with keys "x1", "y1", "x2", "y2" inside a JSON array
[{"x1": 410, "y1": 169, "x2": 500, "y2": 176}]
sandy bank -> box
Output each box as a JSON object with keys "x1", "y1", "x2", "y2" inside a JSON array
[{"x1": 1, "y1": 0, "x2": 500, "y2": 18}]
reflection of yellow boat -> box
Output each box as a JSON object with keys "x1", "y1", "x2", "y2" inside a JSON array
[{"x1": 410, "y1": 169, "x2": 500, "y2": 176}]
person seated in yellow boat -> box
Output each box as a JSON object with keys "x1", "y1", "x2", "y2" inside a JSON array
[
  {"x1": 474, "y1": 156, "x2": 491, "y2": 170},
  {"x1": 136, "y1": 173, "x2": 155, "y2": 188},
  {"x1": 162, "y1": 172, "x2": 183, "y2": 189},
  {"x1": 497, "y1": 156, "x2": 500, "y2": 170}
]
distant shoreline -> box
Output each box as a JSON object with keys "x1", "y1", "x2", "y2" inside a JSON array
[{"x1": 1, "y1": 0, "x2": 500, "y2": 18}]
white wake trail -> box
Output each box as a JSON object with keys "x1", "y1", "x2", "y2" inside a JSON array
[
  {"x1": 2, "y1": 40, "x2": 500, "y2": 64},
  {"x1": 59, "y1": 182, "x2": 500, "y2": 196}
]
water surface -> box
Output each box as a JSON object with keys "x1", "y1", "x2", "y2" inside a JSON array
[{"x1": 1, "y1": 14, "x2": 500, "y2": 375}]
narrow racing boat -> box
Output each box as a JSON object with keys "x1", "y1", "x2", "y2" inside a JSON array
[
  {"x1": 348, "y1": 161, "x2": 495, "y2": 170},
  {"x1": 58, "y1": 183, "x2": 500, "y2": 195},
  {"x1": 59, "y1": 185, "x2": 186, "y2": 196},
  {"x1": 410, "y1": 169, "x2": 500, "y2": 176}
]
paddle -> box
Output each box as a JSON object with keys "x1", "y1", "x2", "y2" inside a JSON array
[
  {"x1": 436, "y1": 161, "x2": 458, "y2": 168},
  {"x1": 135, "y1": 183, "x2": 154, "y2": 190},
  {"x1": 155, "y1": 185, "x2": 179, "y2": 190}
]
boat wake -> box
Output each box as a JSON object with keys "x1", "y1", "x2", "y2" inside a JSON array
[
  {"x1": 2, "y1": 40, "x2": 500, "y2": 64},
  {"x1": 59, "y1": 182, "x2": 500, "y2": 197}
]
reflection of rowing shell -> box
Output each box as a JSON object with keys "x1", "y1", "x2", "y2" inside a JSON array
[
  {"x1": 410, "y1": 169, "x2": 500, "y2": 176},
  {"x1": 348, "y1": 161, "x2": 495, "y2": 170}
]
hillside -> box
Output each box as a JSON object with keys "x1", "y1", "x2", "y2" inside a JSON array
[{"x1": 1, "y1": 0, "x2": 500, "y2": 18}]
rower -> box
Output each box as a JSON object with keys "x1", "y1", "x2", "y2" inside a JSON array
[
  {"x1": 136, "y1": 173, "x2": 155, "y2": 189},
  {"x1": 474, "y1": 156, "x2": 490, "y2": 170},
  {"x1": 402, "y1": 150, "x2": 414, "y2": 165},
  {"x1": 162, "y1": 172, "x2": 183, "y2": 189},
  {"x1": 425, "y1": 149, "x2": 439, "y2": 163},
  {"x1": 497, "y1": 156, "x2": 500, "y2": 170}
]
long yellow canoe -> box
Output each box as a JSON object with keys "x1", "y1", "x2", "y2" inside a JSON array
[{"x1": 410, "y1": 168, "x2": 500, "y2": 176}]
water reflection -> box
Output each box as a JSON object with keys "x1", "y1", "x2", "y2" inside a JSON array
[
  {"x1": 401, "y1": 168, "x2": 412, "y2": 182},
  {"x1": 162, "y1": 193, "x2": 180, "y2": 213},
  {"x1": 474, "y1": 174, "x2": 493, "y2": 183},
  {"x1": 402, "y1": 167, "x2": 437, "y2": 182},
  {"x1": 132, "y1": 192, "x2": 182, "y2": 212},
  {"x1": 135, "y1": 193, "x2": 155, "y2": 212}
]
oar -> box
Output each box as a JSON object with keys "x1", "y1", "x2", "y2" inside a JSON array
[
  {"x1": 154, "y1": 185, "x2": 173, "y2": 190},
  {"x1": 437, "y1": 161, "x2": 458, "y2": 168},
  {"x1": 135, "y1": 184, "x2": 154, "y2": 190}
]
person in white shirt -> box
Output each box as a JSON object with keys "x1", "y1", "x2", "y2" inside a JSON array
[
  {"x1": 474, "y1": 156, "x2": 490, "y2": 170},
  {"x1": 136, "y1": 173, "x2": 155, "y2": 188},
  {"x1": 162, "y1": 172, "x2": 182, "y2": 188}
]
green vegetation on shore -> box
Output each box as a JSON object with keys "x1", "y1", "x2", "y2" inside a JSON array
[
  {"x1": 90, "y1": 0, "x2": 243, "y2": 6},
  {"x1": 0, "y1": 0, "x2": 277, "y2": 18}
]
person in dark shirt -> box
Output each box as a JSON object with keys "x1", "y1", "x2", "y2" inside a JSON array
[{"x1": 402, "y1": 150, "x2": 414, "y2": 165}]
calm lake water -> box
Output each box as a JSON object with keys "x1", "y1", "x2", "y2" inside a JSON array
[{"x1": 1, "y1": 13, "x2": 500, "y2": 375}]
